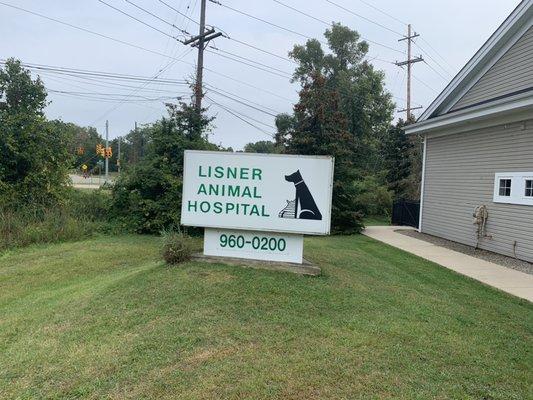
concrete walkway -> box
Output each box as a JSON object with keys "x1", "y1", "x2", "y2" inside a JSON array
[{"x1": 363, "y1": 226, "x2": 533, "y2": 302}]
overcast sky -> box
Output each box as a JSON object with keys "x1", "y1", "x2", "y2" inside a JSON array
[{"x1": 1, "y1": 0, "x2": 519, "y2": 149}]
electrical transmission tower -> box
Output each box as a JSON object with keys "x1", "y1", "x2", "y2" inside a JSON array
[
  {"x1": 184, "y1": 0, "x2": 222, "y2": 111},
  {"x1": 395, "y1": 24, "x2": 423, "y2": 121}
]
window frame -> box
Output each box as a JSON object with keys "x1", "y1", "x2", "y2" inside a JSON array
[
  {"x1": 523, "y1": 178, "x2": 533, "y2": 199},
  {"x1": 498, "y1": 178, "x2": 512, "y2": 197},
  {"x1": 493, "y1": 172, "x2": 533, "y2": 206}
]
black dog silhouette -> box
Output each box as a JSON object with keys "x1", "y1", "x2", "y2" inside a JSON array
[{"x1": 283, "y1": 170, "x2": 322, "y2": 220}]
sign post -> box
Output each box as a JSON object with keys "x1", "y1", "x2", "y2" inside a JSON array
[{"x1": 181, "y1": 150, "x2": 334, "y2": 270}]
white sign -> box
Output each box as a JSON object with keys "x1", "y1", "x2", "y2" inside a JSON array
[
  {"x1": 204, "y1": 229, "x2": 303, "y2": 263},
  {"x1": 181, "y1": 150, "x2": 334, "y2": 235}
]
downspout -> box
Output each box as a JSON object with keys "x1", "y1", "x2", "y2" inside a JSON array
[{"x1": 418, "y1": 135, "x2": 427, "y2": 232}]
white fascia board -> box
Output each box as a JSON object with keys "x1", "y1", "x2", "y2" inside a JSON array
[
  {"x1": 417, "y1": 0, "x2": 533, "y2": 122},
  {"x1": 418, "y1": 136, "x2": 427, "y2": 233},
  {"x1": 404, "y1": 93, "x2": 533, "y2": 136}
]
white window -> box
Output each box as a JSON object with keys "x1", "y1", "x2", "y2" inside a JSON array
[
  {"x1": 525, "y1": 180, "x2": 533, "y2": 198},
  {"x1": 498, "y1": 178, "x2": 512, "y2": 197},
  {"x1": 493, "y1": 172, "x2": 533, "y2": 206}
]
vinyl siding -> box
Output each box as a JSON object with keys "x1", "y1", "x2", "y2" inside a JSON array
[
  {"x1": 450, "y1": 26, "x2": 533, "y2": 111},
  {"x1": 421, "y1": 119, "x2": 533, "y2": 262}
]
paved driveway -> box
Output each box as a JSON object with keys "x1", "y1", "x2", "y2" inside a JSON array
[{"x1": 363, "y1": 226, "x2": 533, "y2": 302}]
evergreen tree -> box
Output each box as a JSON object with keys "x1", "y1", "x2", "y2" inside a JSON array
[
  {"x1": 287, "y1": 23, "x2": 394, "y2": 173},
  {"x1": 382, "y1": 119, "x2": 412, "y2": 199},
  {"x1": 288, "y1": 73, "x2": 363, "y2": 233},
  {"x1": 279, "y1": 23, "x2": 394, "y2": 231}
]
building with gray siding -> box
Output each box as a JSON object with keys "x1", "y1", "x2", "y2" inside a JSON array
[{"x1": 405, "y1": 0, "x2": 533, "y2": 263}]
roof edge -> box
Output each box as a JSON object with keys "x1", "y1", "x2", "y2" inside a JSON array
[
  {"x1": 404, "y1": 91, "x2": 533, "y2": 135},
  {"x1": 416, "y1": 0, "x2": 533, "y2": 122}
]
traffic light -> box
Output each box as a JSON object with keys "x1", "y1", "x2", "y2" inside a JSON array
[
  {"x1": 105, "y1": 147, "x2": 112, "y2": 158},
  {"x1": 96, "y1": 144, "x2": 104, "y2": 157}
]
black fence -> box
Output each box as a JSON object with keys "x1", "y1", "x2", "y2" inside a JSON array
[{"x1": 391, "y1": 200, "x2": 420, "y2": 228}]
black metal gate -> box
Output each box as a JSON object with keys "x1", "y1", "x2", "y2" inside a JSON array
[{"x1": 391, "y1": 200, "x2": 420, "y2": 228}]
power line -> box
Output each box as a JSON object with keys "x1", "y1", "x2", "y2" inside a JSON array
[
  {"x1": 97, "y1": 0, "x2": 182, "y2": 42},
  {"x1": 207, "y1": 46, "x2": 292, "y2": 78},
  {"x1": 210, "y1": 101, "x2": 273, "y2": 129},
  {"x1": 123, "y1": 0, "x2": 190, "y2": 35},
  {"x1": 100, "y1": 0, "x2": 293, "y2": 86},
  {"x1": 159, "y1": 0, "x2": 201, "y2": 27},
  {"x1": 271, "y1": 0, "x2": 404, "y2": 55},
  {"x1": 422, "y1": 59, "x2": 449, "y2": 81},
  {"x1": 160, "y1": 0, "x2": 296, "y2": 63},
  {"x1": 209, "y1": 0, "x2": 394, "y2": 65},
  {"x1": 204, "y1": 82, "x2": 284, "y2": 115},
  {"x1": 325, "y1": 1, "x2": 454, "y2": 81},
  {"x1": 412, "y1": 74, "x2": 438, "y2": 94},
  {"x1": 354, "y1": 0, "x2": 408, "y2": 26},
  {"x1": 88, "y1": 49, "x2": 192, "y2": 126},
  {"x1": 138, "y1": 0, "x2": 190, "y2": 123},
  {"x1": 224, "y1": 36, "x2": 295, "y2": 63},
  {"x1": 206, "y1": 96, "x2": 275, "y2": 138},
  {"x1": 34, "y1": 72, "x2": 184, "y2": 94},
  {"x1": 0, "y1": 60, "x2": 189, "y2": 85},
  {"x1": 99, "y1": 0, "x2": 287, "y2": 122},
  {"x1": 419, "y1": 35, "x2": 457, "y2": 73},
  {"x1": 0, "y1": 2, "x2": 294, "y2": 103},
  {"x1": 4, "y1": 57, "x2": 285, "y2": 116},
  {"x1": 49, "y1": 91, "x2": 182, "y2": 103},
  {"x1": 48, "y1": 88, "x2": 183, "y2": 101},
  {"x1": 413, "y1": 40, "x2": 454, "y2": 78},
  {"x1": 324, "y1": 0, "x2": 404, "y2": 37},
  {"x1": 206, "y1": 86, "x2": 279, "y2": 117},
  {"x1": 209, "y1": 0, "x2": 314, "y2": 42}
]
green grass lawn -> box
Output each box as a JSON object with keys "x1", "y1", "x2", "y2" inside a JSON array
[{"x1": 0, "y1": 235, "x2": 531, "y2": 399}]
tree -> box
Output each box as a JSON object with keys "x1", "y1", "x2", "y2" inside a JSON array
[
  {"x1": 279, "y1": 24, "x2": 395, "y2": 231},
  {"x1": 382, "y1": 119, "x2": 412, "y2": 199},
  {"x1": 0, "y1": 59, "x2": 73, "y2": 207},
  {"x1": 53, "y1": 122, "x2": 104, "y2": 171},
  {"x1": 405, "y1": 132, "x2": 424, "y2": 200},
  {"x1": 287, "y1": 23, "x2": 394, "y2": 173},
  {"x1": 274, "y1": 113, "x2": 295, "y2": 148},
  {"x1": 243, "y1": 140, "x2": 279, "y2": 154},
  {"x1": 111, "y1": 102, "x2": 218, "y2": 233},
  {"x1": 288, "y1": 73, "x2": 363, "y2": 233}
]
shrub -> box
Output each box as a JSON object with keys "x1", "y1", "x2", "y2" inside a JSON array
[
  {"x1": 111, "y1": 163, "x2": 182, "y2": 234},
  {"x1": 110, "y1": 102, "x2": 217, "y2": 234},
  {"x1": 161, "y1": 230, "x2": 194, "y2": 265},
  {"x1": 66, "y1": 188, "x2": 112, "y2": 221},
  {"x1": 0, "y1": 189, "x2": 115, "y2": 251},
  {"x1": 353, "y1": 175, "x2": 393, "y2": 218}
]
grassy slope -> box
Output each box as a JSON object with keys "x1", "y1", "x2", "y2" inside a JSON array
[{"x1": 0, "y1": 235, "x2": 531, "y2": 399}]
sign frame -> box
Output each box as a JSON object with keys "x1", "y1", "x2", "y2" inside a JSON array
[{"x1": 181, "y1": 150, "x2": 335, "y2": 235}]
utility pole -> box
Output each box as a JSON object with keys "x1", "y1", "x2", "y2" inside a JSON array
[
  {"x1": 395, "y1": 24, "x2": 424, "y2": 121},
  {"x1": 117, "y1": 136, "x2": 121, "y2": 174},
  {"x1": 183, "y1": 0, "x2": 222, "y2": 112},
  {"x1": 133, "y1": 121, "x2": 137, "y2": 164},
  {"x1": 105, "y1": 120, "x2": 109, "y2": 181}
]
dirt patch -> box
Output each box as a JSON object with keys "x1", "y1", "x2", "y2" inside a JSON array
[{"x1": 397, "y1": 229, "x2": 533, "y2": 275}]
